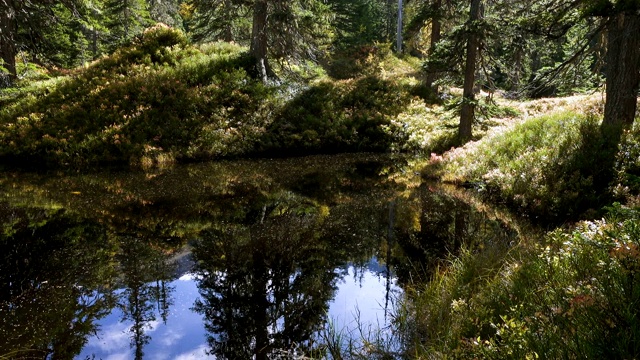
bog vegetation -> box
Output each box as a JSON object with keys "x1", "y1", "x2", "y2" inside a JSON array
[{"x1": 1, "y1": 0, "x2": 640, "y2": 358}]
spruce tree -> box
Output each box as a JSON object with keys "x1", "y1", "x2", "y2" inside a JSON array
[{"x1": 103, "y1": 0, "x2": 152, "y2": 48}]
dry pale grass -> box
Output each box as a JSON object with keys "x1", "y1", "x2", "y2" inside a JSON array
[
  {"x1": 443, "y1": 92, "x2": 606, "y2": 163},
  {"x1": 505, "y1": 92, "x2": 606, "y2": 119}
]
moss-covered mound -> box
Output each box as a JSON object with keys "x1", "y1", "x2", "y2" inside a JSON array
[
  {"x1": 1, "y1": 25, "x2": 452, "y2": 168},
  {"x1": 1, "y1": 25, "x2": 276, "y2": 167}
]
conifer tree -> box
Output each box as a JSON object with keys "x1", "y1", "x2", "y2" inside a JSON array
[
  {"x1": 103, "y1": 0, "x2": 152, "y2": 47},
  {"x1": 189, "y1": 0, "x2": 332, "y2": 83},
  {"x1": 0, "y1": 0, "x2": 98, "y2": 85}
]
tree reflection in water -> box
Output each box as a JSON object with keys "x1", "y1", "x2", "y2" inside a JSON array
[
  {"x1": 0, "y1": 154, "x2": 531, "y2": 358},
  {"x1": 193, "y1": 193, "x2": 343, "y2": 359},
  {"x1": 0, "y1": 202, "x2": 178, "y2": 360},
  {"x1": 117, "y1": 235, "x2": 176, "y2": 360},
  {"x1": 0, "y1": 204, "x2": 117, "y2": 359}
]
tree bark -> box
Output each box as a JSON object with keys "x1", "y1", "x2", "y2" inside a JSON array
[
  {"x1": 396, "y1": 0, "x2": 403, "y2": 53},
  {"x1": 0, "y1": 0, "x2": 17, "y2": 84},
  {"x1": 223, "y1": 0, "x2": 233, "y2": 42},
  {"x1": 459, "y1": 0, "x2": 482, "y2": 143},
  {"x1": 250, "y1": 0, "x2": 270, "y2": 83},
  {"x1": 425, "y1": 0, "x2": 442, "y2": 93},
  {"x1": 602, "y1": 10, "x2": 640, "y2": 130}
]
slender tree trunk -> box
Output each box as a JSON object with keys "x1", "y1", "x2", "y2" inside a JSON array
[
  {"x1": 396, "y1": 0, "x2": 403, "y2": 53},
  {"x1": 602, "y1": 11, "x2": 640, "y2": 130},
  {"x1": 124, "y1": 0, "x2": 130, "y2": 39},
  {"x1": 387, "y1": 0, "x2": 394, "y2": 41},
  {"x1": 512, "y1": 44, "x2": 523, "y2": 91},
  {"x1": 459, "y1": 0, "x2": 482, "y2": 143},
  {"x1": 425, "y1": 0, "x2": 442, "y2": 92},
  {"x1": 0, "y1": 0, "x2": 17, "y2": 84},
  {"x1": 223, "y1": 0, "x2": 233, "y2": 42},
  {"x1": 250, "y1": 0, "x2": 270, "y2": 83},
  {"x1": 92, "y1": 28, "x2": 99, "y2": 60}
]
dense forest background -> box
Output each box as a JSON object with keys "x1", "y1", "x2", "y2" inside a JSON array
[
  {"x1": 1, "y1": 0, "x2": 638, "y2": 139},
  {"x1": 2, "y1": 1, "x2": 640, "y2": 358}
]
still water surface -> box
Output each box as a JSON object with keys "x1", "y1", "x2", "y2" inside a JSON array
[{"x1": 0, "y1": 154, "x2": 523, "y2": 359}]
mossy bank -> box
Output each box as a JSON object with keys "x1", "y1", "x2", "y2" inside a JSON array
[
  {"x1": 394, "y1": 96, "x2": 640, "y2": 359},
  {"x1": 0, "y1": 25, "x2": 481, "y2": 169}
]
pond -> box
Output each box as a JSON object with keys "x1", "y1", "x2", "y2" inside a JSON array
[{"x1": 0, "y1": 154, "x2": 526, "y2": 359}]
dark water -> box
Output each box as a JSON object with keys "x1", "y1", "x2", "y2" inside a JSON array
[{"x1": 0, "y1": 154, "x2": 525, "y2": 359}]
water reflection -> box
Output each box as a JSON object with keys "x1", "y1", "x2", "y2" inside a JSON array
[
  {"x1": 0, "y1": 205, "x2": 116, "y2": 359},
  {"x1": 193, "y1": 208, "x2": 339, "y2": 358},
  {"x1": 391, "y1": 183, "x2": 524, "y2": 285},
  {"x1": 0, "y1": 154, "x2": 528, "y2": 359},
  {"x1": 117, "y1": 236, "x2": 176, "y2": 359}
]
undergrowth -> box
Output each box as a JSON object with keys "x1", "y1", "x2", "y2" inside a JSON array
[
  {"x1": 399, "y1": 103, "x2": 640, "y2": 359},
  {"x1": 397, "y1": 203, "x2": 640, "y2": 359},
  {"x1": 438, "y1": 111, "x2": 619, "y2": 222}
]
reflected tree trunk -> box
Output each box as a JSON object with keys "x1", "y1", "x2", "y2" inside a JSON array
[
  {"x1": 253, "y1": 246, "x2": 269, "y2": 360},
  {"x1": 454, "y1": 204, "x2": 468, "y2": 250}
]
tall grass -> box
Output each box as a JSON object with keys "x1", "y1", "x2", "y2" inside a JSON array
[{"x1": 439, "y1": 111, "x2": 616, "y2": 221}]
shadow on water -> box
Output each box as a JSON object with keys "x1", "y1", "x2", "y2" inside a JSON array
[{"x1": 0, "y1": 154, "x2": 533, "y2": 359}]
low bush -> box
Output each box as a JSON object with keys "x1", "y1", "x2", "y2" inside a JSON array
[
  {"x1": 259, "y1": 76, "x2": 413, "y2": 155},
  {"x1": 0, "y1": 26, "x2": 274, "y2": 167},
  {"x1": 1, "y1": 25, "x2": 448, "y2": 168}
]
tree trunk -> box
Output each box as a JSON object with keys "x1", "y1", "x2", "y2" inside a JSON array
[
  {"x1": 0, "y1": 0, "x2": 17, "y2": 84},
  {"x1": 396, "y1": 0, "x2": 403, "y2": 53},
  {"x1": 425, "y1": 0, "x2": 442, "y2": 92},
  {"x1": 223, "y1": 0, "x2": 234, "y2": 42},
  {"x1": 459, "y1": 0, "x2": 482, "y2": 143},
  {"x1": 387, "y1": 0, "x2": 394, "y2": 41},
  {"x1": 250, "y1": 0, "x2": 270, "y2": 83},
  {"x1": 602, "y1": 11, "x2": 640, "y2": 130}
]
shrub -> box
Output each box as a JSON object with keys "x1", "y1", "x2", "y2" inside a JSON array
[
  {"x1": 259, "y1": 75, "x2": 412, "y2": 155},
  {"x1": 0, "y1": 26, "x2": 272, "y2": 167}
]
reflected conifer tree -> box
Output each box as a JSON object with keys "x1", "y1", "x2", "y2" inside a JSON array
[
  {"x1": 193, "y1": 196, "x2": 343, "y2": 359},
  {"x1": 0, "y1": 204, "x2": 117, "y2": 359},
  {"x1": 116, "y1": 235, "x2": 176, "y2": 360},
  {"x1": 392, "y1": 184, "x2": 520, "y2": 285}
]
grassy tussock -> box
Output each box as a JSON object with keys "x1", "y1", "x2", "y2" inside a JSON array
[{"x1": 432, "y1": 93, "x2": 621, "y2": 221}]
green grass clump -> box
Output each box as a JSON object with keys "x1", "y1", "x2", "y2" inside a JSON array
[
  {"x1": 398, "y1": 203, "x2": 640, "y2": 358},
  {"x1": 441, "y1": 111, "x2": 614, "y2": 221}
]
